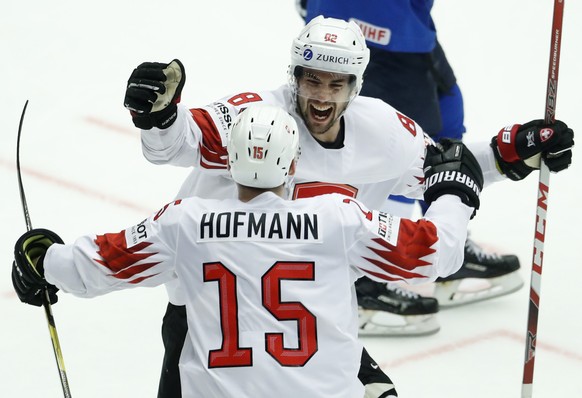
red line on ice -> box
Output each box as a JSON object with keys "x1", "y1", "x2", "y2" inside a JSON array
[{"x1": 380, "y1": 328, "x2": 582, "y2": 369}]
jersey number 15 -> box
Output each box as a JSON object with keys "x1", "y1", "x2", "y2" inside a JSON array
[{"x1": 204, "y1": 261, "x2": 318, "y2": 368}]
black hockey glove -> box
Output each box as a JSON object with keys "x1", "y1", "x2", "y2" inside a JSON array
[
  {"x1": 12, "y1": 229, "x2": 63, "y2": 307},
  {"x1": 491, "y1": 119, "x2": 574, "y2": 181},
  {"x1": 124, "y1": 59, "x2": 186, "y2": 130},
  {"x1": 423, "y1": 139, "x2": 484, "y2": 218}
]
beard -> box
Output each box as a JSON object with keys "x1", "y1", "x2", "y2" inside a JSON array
[{"x1": 297, "y1": 97, "x2": 348, "y2": 136}]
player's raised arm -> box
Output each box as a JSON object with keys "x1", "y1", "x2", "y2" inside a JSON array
[
  {"x1": 346, "y1": 140, "x2": 482, "y2": 283},
  {"x1": 124, "y1": 59, "x2": 185, "y2": 130}
]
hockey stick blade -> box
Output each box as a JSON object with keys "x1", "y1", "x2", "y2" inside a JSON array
[
  {"x1": 16, "y1": 100, "x2": 32, "y2": 231},
  {"x1": 16, "y1": 100, "x2": 73, "y2": 398},
  {"x1": 521, "y1": 1, "x2": 565, "y2": 397}
]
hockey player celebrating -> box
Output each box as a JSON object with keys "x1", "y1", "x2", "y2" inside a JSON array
[
  {"x1": 122, "y1": 16, "x2": 573, "y2": 398},
  {"x1": 296, "y1": 0, "x2": 528, "y2": 326},
  {"x1": 13, "y1": 104, "x2": 483, "y2": 397}
]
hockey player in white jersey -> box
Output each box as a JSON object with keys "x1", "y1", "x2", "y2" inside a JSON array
[
  {"x1": 13, "y1": 104, "x2": 483, "y2": 397},
  {"x1": 121, "y1": 16, "x2": 574, "y2": 398}
]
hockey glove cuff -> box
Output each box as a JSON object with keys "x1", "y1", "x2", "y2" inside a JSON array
[
  {"x1": 124, "y1": 59, "x2": 186, "y2": 130},
  {"x1": 491, "y1": 119, "x2": 574, "y2": 181},
  {"x1": 12, "y1": 229, "x2": 63, "y2": 306},
  {"x1": 423, "y1": 139, "x2": 484, "y2": 218}
]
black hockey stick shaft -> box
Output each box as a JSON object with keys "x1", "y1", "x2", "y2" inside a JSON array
[
  {"x1": 521, "y1": 1, "x2": 565, "y2": 397},
  {"x1": 17, "y1": 101, "x2": 73, "y2": 398}
]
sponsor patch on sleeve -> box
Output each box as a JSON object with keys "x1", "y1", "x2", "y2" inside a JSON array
[
  {"x1": 376, "y1": 212, "x2": 400, "y2": 246},
  {"x1": 125, "y1": 218, "x2": 150, "y2": 248}
]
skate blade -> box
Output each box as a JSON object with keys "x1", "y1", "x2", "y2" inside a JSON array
[
  {"x1": 358, "y1": 309, "x2": 440, "y2": 337},
  {"x1": 434, "y1": 271, "x2": 524, "y2": 308}
]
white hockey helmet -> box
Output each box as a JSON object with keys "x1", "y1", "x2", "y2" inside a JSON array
[
  {"x1": 227, "y1": 104, "x2": 299, "y2": 189},
  {"x1": 289, "y1": 16, "x2": 370, "y2": 97}
]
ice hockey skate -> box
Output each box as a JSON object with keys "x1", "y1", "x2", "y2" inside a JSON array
[
  {"x1": 356, "y1": 278, "x2": 440, "y2": 336},
  {"x1": 433, "y1": 237, "x2": 524, "y2": 307}
]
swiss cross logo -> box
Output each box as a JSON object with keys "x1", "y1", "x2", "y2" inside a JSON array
[
  {"x1": 396, "y1": 112, "x2": 416, "y2": 137},
  {"x1": 540, "y1": 128, "x2": 554, "y2": 142},
  {"x1": 324, "y1": 33, "x2": 337, "y2": 43}
]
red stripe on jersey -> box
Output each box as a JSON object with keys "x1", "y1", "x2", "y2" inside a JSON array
[
  {"x1": 94, "y1": 231, "x2": 160, "y2": 281},
  {"x1": 362, "y1": 219, "x2": 438, "y2": 280},
  {"x1": 360, "y1": 268, "x2": 403, "y2": 282},
  {"x1": 361, "y1": 256, "x2": 428, "y2": 280},
  {"x1": 292, "y1": 182, "x2": 358, "y2": 200},
  {"x1": 406, "y1": 166, "x2": 424, "y2": 188},
  {"x1": 200, "y1": 159, "x2": 229, "y2": 170},
  {"x1": 190, "y1": 108, "x2": 228, "y2": 169},
  {"x1": 128, "y1": 274, "x2": 157, "y2": 284},
  {"x1": 200, "y1": 144, "x2": 227, "y2": 166}
]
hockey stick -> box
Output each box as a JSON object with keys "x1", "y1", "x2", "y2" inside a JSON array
[
  {"x1": 16, "y1": 101, "x2": 73, "y2": 398},
  {"x1": 521, "y1": 1, "x2": 565, "y2": 397}
]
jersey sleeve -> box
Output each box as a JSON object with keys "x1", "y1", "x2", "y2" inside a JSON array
[
  {"x1": 388, "y1": 130, "x2": 431, "y2": 201},
  {"x1": 391, "y1": 131, "x2": 505, "y2": 199},
  {"x1": 43, "y1": 200, "x2": 186, "y2": 298},
  {"x1": 140, "y1": 91, "x2": 269, "y2": 170},
  {"x1": 340, "y1": 194, "x2": 473, "y2": 284},
  {"x1": 466, "y1": 140, "x2": 506, "y2": 186}
]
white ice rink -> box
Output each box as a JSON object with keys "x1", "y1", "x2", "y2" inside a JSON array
[{"x1": 2, "y1": 1, "x2": 581, "y2": 397}]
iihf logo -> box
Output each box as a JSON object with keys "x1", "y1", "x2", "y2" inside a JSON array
[{"x1": 303, "y1": 49, "x2": 313, "y2": 61}]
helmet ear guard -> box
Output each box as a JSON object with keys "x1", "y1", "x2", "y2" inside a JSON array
[{"x1": 227, "y1": 105, "x2": 300, "y2": 189}]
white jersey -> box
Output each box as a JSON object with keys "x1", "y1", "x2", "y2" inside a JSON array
[
  {"x1": 141, "y1": 85, "x2": 502, "y2": 304},
  {"x1": 44, "y1": 192, "x2": 472, "y2": 398}
]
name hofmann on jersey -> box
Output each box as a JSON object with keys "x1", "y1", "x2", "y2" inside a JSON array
[{"x1": 200, "y1": 211, "x2": 319, "y2": 241}]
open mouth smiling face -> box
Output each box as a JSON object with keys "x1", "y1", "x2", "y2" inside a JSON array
[
  {"x1": 310, "y1": 102, "x2": 335, "y2": 123},
  {"x1": 295, "y1": 68, "x2": 356, "y2": 135}
]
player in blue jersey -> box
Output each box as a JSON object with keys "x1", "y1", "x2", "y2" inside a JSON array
[{"x1": 296, "y1": 0, "x2": 524, "y2": 338}]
